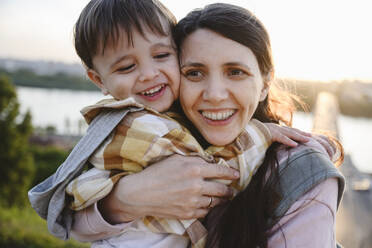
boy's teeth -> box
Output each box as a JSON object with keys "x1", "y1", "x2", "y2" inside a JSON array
[
  {"x1": 201, "y1": 110, "x2": 235, "y2": 120},
  {"x1": 141, "y1": 85, "x2": 164, "y2": 96}
]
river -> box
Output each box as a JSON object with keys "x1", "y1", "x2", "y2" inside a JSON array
[{"x1": 16, "y1": 86, "x2": 372, "y2": 173}]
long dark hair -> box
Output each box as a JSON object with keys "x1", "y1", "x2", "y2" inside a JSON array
[{"x1": 173, "y1": 3, "x2": 303, "y2": 247}]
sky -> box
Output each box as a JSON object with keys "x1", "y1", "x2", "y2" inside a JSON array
[{"x1": 1, "y1": 0, "x2": 371, "y2": 81}]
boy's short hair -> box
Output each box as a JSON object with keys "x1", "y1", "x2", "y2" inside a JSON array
[{"x1": 74, "y1": 0, "x2": 177, "y2": 69}]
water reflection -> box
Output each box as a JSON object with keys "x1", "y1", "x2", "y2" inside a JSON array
[{"x1": 17, "y1": 86, "x2": 103, "y2": 135}]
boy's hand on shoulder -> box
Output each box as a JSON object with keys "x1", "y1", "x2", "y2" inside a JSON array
[{"x1": 265, "y1": 123, "x2": 311, "y2": 147}]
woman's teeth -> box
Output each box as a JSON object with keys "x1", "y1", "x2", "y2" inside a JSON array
[
  {"x1": 201, "y1": 110, "x2": 235, "y2": 121},
  {"x1": 141, "y1": 84, "x2": 164, "y2": 96}
]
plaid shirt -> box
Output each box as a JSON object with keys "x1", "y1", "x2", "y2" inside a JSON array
[{"x1": 66, "y1": 98, "x2": 272, "y2": 247}]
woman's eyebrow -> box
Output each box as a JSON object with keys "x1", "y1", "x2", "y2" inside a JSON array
[
  {"x1": 224, "y1": 62, "x2": 251, "y2": 70},
  {"x1": 180, "y1": 62, "x2": 204, "y2": 69}
]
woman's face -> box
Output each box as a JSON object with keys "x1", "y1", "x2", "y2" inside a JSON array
[{"x1": 179, "y1": 29, "x2": 269, "y2": 146}]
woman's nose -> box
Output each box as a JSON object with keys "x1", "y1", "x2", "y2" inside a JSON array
[
  {"x1": 139, "y1": 62, "x2": 159, "y2": 82},
  {"x1": 202, "y1": 78, "x2": 228, "y2": 103}
]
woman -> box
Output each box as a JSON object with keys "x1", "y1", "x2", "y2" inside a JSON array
[
  {"x1": 72, "y1": 3, "x2": 344, "y2": 247},
  {"x1": 173, "y1": 4, "x2": 344, "y2": 247}
]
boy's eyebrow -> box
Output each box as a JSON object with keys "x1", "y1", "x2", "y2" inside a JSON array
[
  {"x1": 152, "y1": 42, "x2": 174, "y2": 49},
  {"x1": 110, "y1": 55, "x2": 131, "y2": 69}
]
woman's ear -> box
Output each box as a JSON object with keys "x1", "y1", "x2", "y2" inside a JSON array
[
  {"x1": 259, "y1": 70, "x2": 274, "y2": 101},
  {"x1": 87, "y1": 69, "x2": 109, "y2": 95}
]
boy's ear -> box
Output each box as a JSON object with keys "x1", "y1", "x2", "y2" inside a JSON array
[
  {"x1": 259, "y1": 70, "x2": 274, "y2": 102},
  {"x1": 87, "y1": 69, "x2": 109, "y2": 95}
]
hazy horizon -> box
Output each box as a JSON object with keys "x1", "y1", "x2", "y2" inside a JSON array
[{"x1": 1, "y1": 0, "x2": 372, "y2": 81}]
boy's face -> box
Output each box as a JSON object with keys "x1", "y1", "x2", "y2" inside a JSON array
[{"x1": 88, "y1": 28, "x2": 180, "y2": 112}]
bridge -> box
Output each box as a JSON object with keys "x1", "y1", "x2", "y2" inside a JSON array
[{"x1": 312, "y1": 92, "x2": 372, "y2": 248}]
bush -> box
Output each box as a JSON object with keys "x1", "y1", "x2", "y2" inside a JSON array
[
  {"x1": 0, "y1": 75, "x2": 35, "y2": 207},
  {"x1": 30, "y1": 145, "x2": 69, "y2": 187},
  {"x1": 0, "y1": 206, "x2": 89, "y2": 248}
]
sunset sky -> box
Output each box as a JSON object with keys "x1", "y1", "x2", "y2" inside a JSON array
[{"x1": 1, "y1": 0, "x2": 371, "y2": 81}]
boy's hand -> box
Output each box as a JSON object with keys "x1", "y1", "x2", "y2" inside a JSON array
[{"x1": 265, "y1": 123, "x2": 311, "y2": 147}]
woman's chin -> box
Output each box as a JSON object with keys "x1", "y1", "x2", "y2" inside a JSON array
[{"x1": 204, "y1": 133, "x2": 236, "y2": 146}]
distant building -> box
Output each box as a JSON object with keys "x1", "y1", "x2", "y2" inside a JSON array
[{"x1": 0, "y1": 57, "x2": 85, "y2": 76}]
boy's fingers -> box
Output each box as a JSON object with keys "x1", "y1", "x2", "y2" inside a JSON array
[
  {"x1": 289, "y1": 132, "x2": 310, "y2": 143},
  {"x1": 282, "y1": 127, "x2": 310, "y2": 142},
  {"x1": 276, "y1": 134, "x2": 298, "y2": 147},
  {"x1": 290, "y1": 127, "x2": 312, "y2": 137}
]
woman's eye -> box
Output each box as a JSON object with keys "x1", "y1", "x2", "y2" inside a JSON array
[
  {"x1": 228, "y1": 69, "x2": 245, "y2": 76},
  {"x1": 227, "y1": 68, "x2": 250, "y2": 80},
  {"x1": 117, "y1": 64, "x2": 135, "y2": 72},
  {"x1": 184, "y1": 70, "x2": 203, "y2": 81},
  {"x1": 154, "y1": 53, "x2": 170, "y2": 59}
]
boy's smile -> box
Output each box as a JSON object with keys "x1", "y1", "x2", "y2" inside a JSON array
[{"x1": 88, "y1": 28, "x2": 180, "y2": 112}]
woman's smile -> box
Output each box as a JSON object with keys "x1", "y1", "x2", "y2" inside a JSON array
[{"x1": 199, "y1": 109, "x2": 237, "y2": 125}]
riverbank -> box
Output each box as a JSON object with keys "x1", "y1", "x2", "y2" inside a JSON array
[
  {"x1": 287, "y1": 79, "x2": 372, "y2": 118},
  {"x1": 0, "y1": 67, "x2": 98, "y2": 91}
]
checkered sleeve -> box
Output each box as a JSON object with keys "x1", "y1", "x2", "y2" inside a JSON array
[
  {"x1": 235, "y1": 118, "x2": 272, "y2": 189},
  {"x1": 66, "y1": 110, "x2": 206, "y2": 211}
]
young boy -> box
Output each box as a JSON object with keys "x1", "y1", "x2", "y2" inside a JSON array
[{"x1": 29, "y1": 0, "x2": 309, "y2": 247}]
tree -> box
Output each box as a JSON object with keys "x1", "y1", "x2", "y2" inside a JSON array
[
  {"x1": 30, "y1": 145, "x2": 68, "y2": 187},
  {"x1": 0, "y1": 74, "x2": 35, "y2": 207}
]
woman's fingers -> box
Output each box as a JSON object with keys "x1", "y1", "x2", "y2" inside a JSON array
[
  {"x1": 181, "y1": 208, "x2": 210, "y2": 219},
  {"x1": 201, "y1": 180, "x2": 233, "y2": 198},
  {"x1": 198, "y1": 195, "x2": 225, "y2": 209},
  {"x1": 200, "y1": 163, "x2": 240, "y2": 180},
  {"x1": 105, "y1": 154, "x2": 236, "y2": 221}
]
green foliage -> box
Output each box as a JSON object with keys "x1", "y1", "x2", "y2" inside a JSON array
[
  {"x1": 0, "y1": 206, "x2": 89, "y2": 248},
  {"x1": 0, "y1": 75, "x2": 35, "y2": 207},
  {"x1": 30, "y1": 145, "x2": 69, "y2": 187},
  {"x1": 0, "y1": 68, "x2": 98, "y2": 91}
]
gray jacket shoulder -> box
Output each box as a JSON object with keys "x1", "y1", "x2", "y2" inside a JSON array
[
  {"x1": 28, "y1": 107, "x2": 137, "y2": 239},
  {"x1": 272, "y1": 147, "x2": 345, "y2": 221}
]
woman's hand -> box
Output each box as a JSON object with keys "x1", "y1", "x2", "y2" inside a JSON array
[
  {"x1": 98, "y1": 154, "x2": 239, "y2": 224},
  {"x1": 265, "y1": 123, "x2": 311, "y2": 147}
]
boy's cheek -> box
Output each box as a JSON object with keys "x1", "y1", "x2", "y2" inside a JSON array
[{"x1": 172, "y1": 80, "x2": 181, "y2": 100}]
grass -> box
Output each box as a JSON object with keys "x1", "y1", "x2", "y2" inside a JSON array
[{"x1": 0, "y1": 205, "x2": 89, "y2": 248}]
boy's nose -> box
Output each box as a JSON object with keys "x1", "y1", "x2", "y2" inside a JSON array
[{"x1": 139, "y1": 64, "x2": 160, "y2": 82}]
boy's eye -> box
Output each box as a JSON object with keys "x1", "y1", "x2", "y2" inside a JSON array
[
  {"x1": 116, "y1": 64, "x2": 135, "y2": 72},
  {"x1": 154, "y1": 53, "x2": 170, "y2": 59}
]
